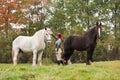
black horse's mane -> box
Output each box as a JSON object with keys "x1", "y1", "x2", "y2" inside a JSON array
[{"x1": 84, "y1": 26, "x2": 96, "y2": 36}]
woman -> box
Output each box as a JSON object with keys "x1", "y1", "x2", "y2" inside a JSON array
[{"x1": 54, "y1": 33, "x2": 64, "y2": 65}]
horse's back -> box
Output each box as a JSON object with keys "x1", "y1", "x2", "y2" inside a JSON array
[
  {"x1": 64, "y1": 35, "x2": 87, "y2": 51},
  {"x1": 13, "y1": 36, "x2": 32, "y2": 44},
  {"x1": 64, "y1": 35, "x2": 81, "y2": 45},
  {"x1": 12, "y1": 36, "x2": 33, "y2": 49},
  {"x1": 64, "y1": 35, "x2": 75, "y2": 49}
]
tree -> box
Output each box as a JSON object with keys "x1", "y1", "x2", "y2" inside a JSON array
[
  {"x1": 0, "y1": 0, "x2": 17, "y2": 36},
  {"x1": 109, "y1": 0, "x2": 120, "y2": 39},
  {"x1": 18, "y1": 0, "x2": 50, "y2": 35}
]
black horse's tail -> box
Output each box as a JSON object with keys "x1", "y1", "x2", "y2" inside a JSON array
[{"x1": 64, "y1": 36, "x2": 72, "y2": 50}]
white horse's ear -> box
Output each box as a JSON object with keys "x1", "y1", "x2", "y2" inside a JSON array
[{"x1": 45, "y1": 27, "x2": 47, "y2": 30}]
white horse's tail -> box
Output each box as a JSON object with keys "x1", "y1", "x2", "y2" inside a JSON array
[{"x1": 12, "y1": 48, "x2": 14, "y2": 64}]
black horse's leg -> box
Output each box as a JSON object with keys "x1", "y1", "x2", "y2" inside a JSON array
[
  {"x1": 66, "y1": 49, "x2": 74, "y2": 65},
  {"x1": 62, "y1": 49, "x2": 74, "y2": 65},
  {"x1": 86, "y1": 47, "x2": 95, "y2": 65},
  {"x1": 90, "y1": 46, "x2": 95, "y2": 62},
  {"x1": 86, "y1": 52, "x2": 91, "y2": 65},
  {"x1": 62, "y1": 51, "x2": 70, "y2": 65}
]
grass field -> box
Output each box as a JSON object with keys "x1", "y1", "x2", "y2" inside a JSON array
[{"x1": 0, "y1": 61, "x2": 120, "y2": 80}]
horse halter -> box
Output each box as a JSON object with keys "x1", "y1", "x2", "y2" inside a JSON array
[{"x1": 45, "y1": 28, "x2": 53, "y2": 43}]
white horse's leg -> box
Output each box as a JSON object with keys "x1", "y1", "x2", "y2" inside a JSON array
[
  {"x1": 37, "y1": 51, "x2": 43, "y2": 66},
  {"x1": 32, "y1": 50, "x2": 37, "y2": 66},
  {"x1": 13, "y1": 49, "x2": 19, "y2": 66}
]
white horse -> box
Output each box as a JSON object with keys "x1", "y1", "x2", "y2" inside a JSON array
[{"x1": 12, "y1": 27, "x2": 53, "y2": 66}]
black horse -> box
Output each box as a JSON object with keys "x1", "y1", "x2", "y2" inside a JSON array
[{"x1": 62, "y1": 22, "x2": 102, "y2": 65}]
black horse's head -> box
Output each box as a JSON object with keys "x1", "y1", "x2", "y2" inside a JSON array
[
  {"x1": 61, "y1": 55, "x2": 71, "y2": 65},
  {"x1": 95, "y1": 22, "x2": 102, "y2": 39}
]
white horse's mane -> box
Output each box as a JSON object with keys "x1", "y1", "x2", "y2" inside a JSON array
[
  {"x1": 33, "y1": 28, "x2": 51, "y2": 36},
  {"x1": 33, "y1": 28, "x2": 45, "y2": 36}
]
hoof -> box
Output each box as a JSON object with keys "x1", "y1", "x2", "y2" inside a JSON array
[
  {"x1": 32, "y1": 64, "x2": 36, "y2": 66},
  {"x1": 67, "y1": 60, "x2": 72, "y2": 65},
  {"x1": 13, "y1": 63, "x2": 17, "y2": 66},
  {"x1": 86, "y1": 61, "x2": 92, "y2": 65},
  {"x1": 86, "y1": 63, "x2": 91, "y2": 65}
]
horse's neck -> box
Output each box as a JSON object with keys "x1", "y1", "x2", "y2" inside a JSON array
[
  {"x1": 33, "y1": 30, "x2": 45, "y2": 42},
  {"x1": 85, "y1": 27, "x2": 97, "y2": 42}
]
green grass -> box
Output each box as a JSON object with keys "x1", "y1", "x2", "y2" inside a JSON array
[{"x1": 0, "y1": 61, "x2": 120, "y2": 80}]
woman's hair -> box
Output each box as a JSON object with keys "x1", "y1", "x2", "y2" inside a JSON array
[{"x1": 56, "y1": 33, "x2": 64, "y2": 42}]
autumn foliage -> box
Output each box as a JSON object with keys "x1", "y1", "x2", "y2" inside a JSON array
[{"x1": 0, "y1": 0, "x2": 17, "y2": 25}]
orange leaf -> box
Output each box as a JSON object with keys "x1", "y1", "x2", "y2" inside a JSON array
[
  {"x1": 0, "y1": 7, "x2": 7, "y2": 14},
  {"x1": 6, "y1": 14, "x2": 14, "y2": 20},
  {"x1": 0, "y1": 18, "x2": 6, "y2": 24},
  {"x1": 5, "y1": 2, "x2": 17, "y2": 7}
]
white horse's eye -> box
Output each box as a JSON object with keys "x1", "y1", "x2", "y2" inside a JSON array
[{"x1": 45, "y1": 32, "x2": 52, "y2": 43}]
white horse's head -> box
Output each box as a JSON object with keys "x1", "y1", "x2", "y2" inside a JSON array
[{"x1": 44, "y1": 27, "x2": 53, "y2": 43}]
